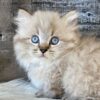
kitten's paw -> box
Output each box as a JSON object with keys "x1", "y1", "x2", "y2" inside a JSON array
[
  {"x1": 35, "y1": 91, "x2": 44, "y2": 98},
  {"x1": 62, "y1": 95, "x2": 69, "y2": 100},
  {"x1": 62, "y1": 96, "x2": 67, "y2": 100},
  {"x1": 62, "y1": 95, "x2": 80, "y2": 100}
]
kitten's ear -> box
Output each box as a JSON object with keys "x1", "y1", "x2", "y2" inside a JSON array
[
  {"x1": 15, "y1": 9, "x2": 31, "y2": 24},
  {"x1": 62, "y1": 11, "x2": 81, "y2": 43},
  {"x1": 62, "y1": 11, "x2": 78, "y2": 29}
]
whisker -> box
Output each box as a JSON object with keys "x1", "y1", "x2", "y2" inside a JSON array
[
  {"x1": 33, "y1": 49, "x2": 38, "y2": 51},
  {"x1": 33, "y1": 51, "x2": 38, "y2": 54},
  {"x1": 49, "y1": 50, "x2": 54, "y2": 53},
  {"x1": 49, "y1": 52, "x2": 54, "y2": 54},
  {"x1": 49, "y1": 52, "x2": 54, "y2": 55}
]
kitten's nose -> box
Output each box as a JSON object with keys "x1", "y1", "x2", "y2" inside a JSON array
[{"x1": 39, "y1": 48, "x2": 48, "y2": 53}]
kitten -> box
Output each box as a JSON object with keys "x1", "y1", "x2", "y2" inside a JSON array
[{"x1": 13, "y1": 9, "x2": 100, "y2": 100}]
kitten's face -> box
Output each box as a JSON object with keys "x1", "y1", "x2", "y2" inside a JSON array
[{"x1": 14, "y1": 10, "x2": 80, "y2": 66}]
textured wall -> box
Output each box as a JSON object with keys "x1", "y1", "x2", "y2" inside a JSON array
[
  {"x1": 0, "y1": 0, "x2": 24, "y2": 81},
  {"x1": 12, "y1": 0, "x2": 100, "y2": 32},
  {"x1": 0, "y1": 0, "x2": 100, "y2": 81}
]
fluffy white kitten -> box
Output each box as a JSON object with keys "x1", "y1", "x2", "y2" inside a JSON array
[{"x1": 13, "y1": 9, "x2": 100, "y2": 100}]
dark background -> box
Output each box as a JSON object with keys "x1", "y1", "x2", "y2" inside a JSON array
[{"x1": 0, "y1": 0, "x2": 100, "y2": 82}]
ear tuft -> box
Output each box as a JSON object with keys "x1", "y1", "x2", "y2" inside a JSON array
[
  {"x1": 17, "y1": 9, "x2": 31, "y2": 18},
  {"x1": 14, "y1": 9, "x2": 31, "y2": 26},
  {"x1": 62, "y1": 11, "x2": 78, "y2": 26}
]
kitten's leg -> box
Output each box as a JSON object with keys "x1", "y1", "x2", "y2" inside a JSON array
[
  {"x1": 34, "y1": 86, "x2": 63, "y2": 99},
  {"x1": 35, "y1": 90, "x2": 56, "y2": 98},
  {"x1": 35, "y1": 88, "x2": 62, "y2": 99},
  {"x1": 62, "y1": 95, "x2": 78, "y2": 100}
]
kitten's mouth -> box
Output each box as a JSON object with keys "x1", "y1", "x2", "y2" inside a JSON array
[{"x1": 40, "y1": 54, "x2": 46, "y2": 58}]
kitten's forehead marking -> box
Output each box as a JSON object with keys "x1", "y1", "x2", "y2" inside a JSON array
[{"x1": 38, "y1": 28, "x2": 49, "y2": 44}]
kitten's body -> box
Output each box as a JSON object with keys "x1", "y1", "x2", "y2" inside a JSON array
[
  {"x1": 63, "y1": 37, "x2": 100, "y2": 99},
  {"x1": 14, "y1": 10, "x2": 100, "y2": 99}
]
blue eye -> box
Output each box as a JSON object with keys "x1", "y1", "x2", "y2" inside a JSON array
[
  {"x1": 31, "y1": 35, "x2": 39, "y2": 43},
  {"x1": 50, "y1": 36, "x2": 59, "y2": 45}
]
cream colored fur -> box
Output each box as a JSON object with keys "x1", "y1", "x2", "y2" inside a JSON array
[{"x1": 13, "y1": 9, "x2": 100, "y2": 100}]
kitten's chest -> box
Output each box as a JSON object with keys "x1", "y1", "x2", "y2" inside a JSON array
[{"x1": 28, "y1": 62, "x2": 55, "y2": 90}]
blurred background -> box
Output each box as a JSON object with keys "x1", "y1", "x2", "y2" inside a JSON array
[{"x1": 0, "y1": 0, "x2": 100, "y2": 82}]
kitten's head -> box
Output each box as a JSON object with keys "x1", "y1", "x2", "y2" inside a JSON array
[{"x1": 14, "y1": 9, "x2": 80, "y2": 69}]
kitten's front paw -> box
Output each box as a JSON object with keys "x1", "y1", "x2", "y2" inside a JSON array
[
  {"x1": 62, "y1": 95, "x2": 69, "y2": 100},
  {"x1": 35, "y1": 90, "x2": 62, "y2": 99},
  {"x1": 62, "y1": 96, "x2": 67, "y2": 100},
  {"x1": 62, "y1": 95, "x2": 80, "y2": 100},
  {"x1": 35, "y1": 91, "x2": 44, "y2": 98}
]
